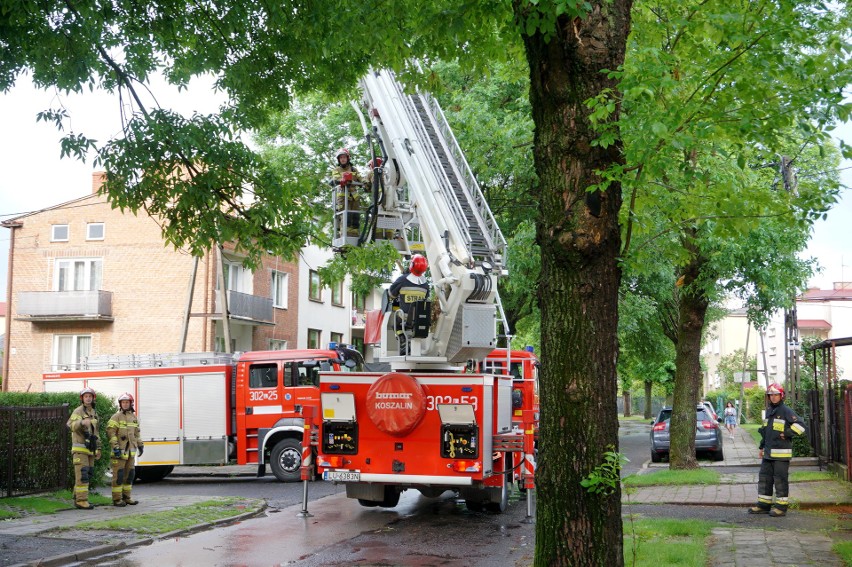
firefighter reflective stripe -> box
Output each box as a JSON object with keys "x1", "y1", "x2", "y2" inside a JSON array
[
  {"x1": 71, "y1": 444, "x2": 95, "y2": 455},
  {"x1": 769, "y1": 448, "x2": 793, "y2": 458},
  {"x1": 775, "y1": 497, "x2": 789, "y2": 505},
  {"x1": 772, "y1": 419, "x2": 786, "y2": 432},
  {"x1": 758, "y1": 494, "x2": 773, "y2": 504},
  {"x1": 790, "y1": 422, "x2": 805, "y2": 435}
]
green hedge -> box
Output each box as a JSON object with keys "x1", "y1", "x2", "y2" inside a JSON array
[{"x1": 0, "y1": 391, "x2": 117, "y2": 490}]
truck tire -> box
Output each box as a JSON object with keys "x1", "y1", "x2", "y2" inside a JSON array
[
  {"x1": 378, "y1": 486, "x2": 401, "y2": 508},
  {"x1": 270, "y1": 438, "x2": 302, "y2": 482},
  {"x1": 135, "y1": 465, "x2": 174, "y2": 483},
  {"x1": 485, "y1": 459, "x2": 510, "y2": 514}
]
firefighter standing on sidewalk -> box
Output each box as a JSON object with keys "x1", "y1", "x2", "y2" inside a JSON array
[
  {"x1": 67, "y1": 387, "x2": 101, "y2": 510},
  {"x1": 748, "y1": 383, "x2": 806, "y2": 517},
  {"x1": 106, "y1": 393, "x2": 144, "y2": 506}
]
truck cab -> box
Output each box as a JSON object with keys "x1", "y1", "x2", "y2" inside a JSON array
[{"x1": 235, "y1": 347, "x2": 363, "y2": 481}]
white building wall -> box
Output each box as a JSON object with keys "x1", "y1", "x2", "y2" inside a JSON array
[{"x1": 297, "y1": 245, "x2": 352, "y2": 349}]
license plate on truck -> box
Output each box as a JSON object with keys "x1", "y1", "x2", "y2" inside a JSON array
[{"x1": 323, "y1": 470, "x2": 361, "y2": 482}]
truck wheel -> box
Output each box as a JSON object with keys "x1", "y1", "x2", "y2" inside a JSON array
[
  {"x1": 270, "y1": 438, "x2": 302, "y2": 482},
  {"x1": 379, "y1": 486, "x2": 400, "y2": 508},
  {"x1": 135, "y1": 465, "x2": 174, "y2": 483},
  {"x1": 486, "y1": 476, "x2": 509, "y2": 514}
]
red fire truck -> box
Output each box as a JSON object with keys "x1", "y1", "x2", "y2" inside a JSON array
[
  {"x1": 315, "y1": 69, "x2": 536, "y2": 513},
  {"x1": 43, "y1": 348, "x2": 363, "y2": 482}
]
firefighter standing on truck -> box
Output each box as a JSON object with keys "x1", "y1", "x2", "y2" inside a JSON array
[
  {"x1": 332, "y1": 148, "x2": 366, "y2": 237},
  {"x1": 106, "y1": 393, "x2": 143, "y2": 506},
  {"x1": 748, "y1": 383, "x2": 806, "y2": 517},
  {"x1": 388, "y1": 254, "x2": 430, "y2": 354},
  {"x1": 67, "y1": 387, "x2": 101, "y2": 510}
]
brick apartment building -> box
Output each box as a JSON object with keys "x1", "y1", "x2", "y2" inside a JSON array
[{"x1": 1, "y1": 173, "x2": 358, "y2": 393}]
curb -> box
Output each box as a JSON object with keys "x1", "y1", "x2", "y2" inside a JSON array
[{"x1": 8, "y1": 504, "x2": 267, "y2": 567}]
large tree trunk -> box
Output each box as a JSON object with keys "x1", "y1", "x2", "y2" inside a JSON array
[
  {"x1": 644, "y1": 381, "x2": 653, "y2": 419},
  {"x1": 516, "y1": 2, "x2": 632, "y2": 564},
  {"x1": 669, "y1": 240, "x2": 709, "y2": 470}
]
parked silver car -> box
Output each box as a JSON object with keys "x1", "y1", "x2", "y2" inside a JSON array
[{"x1": 650, "y1": 405, "x2": 724, "y2": 463}]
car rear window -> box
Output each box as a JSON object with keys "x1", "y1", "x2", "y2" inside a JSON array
[{"x1": 657, "y1": 409, "x2": 710, "y2": 422}]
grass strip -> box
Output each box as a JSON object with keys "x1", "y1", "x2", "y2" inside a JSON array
[
  {"x1": 740, "y1": 423, "x2": 762, "y2": 445},
  {"x1": 624, "y1": 517, "x2": 717, "y2": 567},
  {"x1": 75, "y1": 497, "x2": 263, "y2": 535},
  {"x1": 623, "y1": 469, "x2": 720, "y2": 488},
  {"x1": 0, "y1": 490, "x2": 112, "y2": 518},
  {"x1": 789, "y1": 471, "x2": 835, "y2": 482},
  {"x1": 832, "y1": 541, "x2": 852, "y2": 566}
]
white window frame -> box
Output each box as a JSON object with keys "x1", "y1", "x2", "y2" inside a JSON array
[
  {"x1": 221, "y1": 260, "x2": 252, "y2": 294},
  {"x1": 51, "y1": 224, "x2": 69, "y2": 242},
  {"x1": 52, "y1": 334, "x2": 91, "y2": 371},
  {"x1": 86, "y1": 222, "x2": 105, "y2": 240},
  {"x1": 54, "y1": 258, "x2": 103, "y2": 291},
  {"x1": 271, "y1": 271, "x2": 289, "y2": 309},
  {"x1": 309, "y1": 270, "x2": 322, "y2": 302}
]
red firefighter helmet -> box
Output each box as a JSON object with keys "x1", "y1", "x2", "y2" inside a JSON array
[
  {"x1": 79, "y1": 387, "x2": 97, "y2": 403},
  {"x1": 766, "y1": 383, "x2": 785, "y2": 400},
  {"x1": 335, "y1": 148, "x2": 350, "y2": 164},
  {"x1": 367, "y1": 157, "x2": 383, "y2": 169},
  {"x1": 118, "y1": 392, "x2": 134, "y2": 403},
  {"x1": 409, "y1": 254, "x2": 428, "y2": 277}
]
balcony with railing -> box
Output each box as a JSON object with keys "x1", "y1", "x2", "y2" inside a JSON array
[
  {"x1": 351, "y1": 309, "x2": 367, "y2": 329},
  {"x1": 215, "y1": 290, "x2": 274, "y2": 325},
  {"x1": 16, "y1": 291, "x2": 113, "y2": 321}
]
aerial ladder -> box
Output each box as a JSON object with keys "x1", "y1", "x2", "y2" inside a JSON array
[{"x1": 332, "y1": 68, "x2": 509, "y2": 366}]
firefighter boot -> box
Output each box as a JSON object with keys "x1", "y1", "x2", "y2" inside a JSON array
[
  {"x1": 747, "y1": 506, "x2": 770, "y2": 514},
  {"x1": 113, "y1": 500, "x2": 127, "y2": 507},
  {"x1": 123, "y1": 497, "x2": 138, "y2": 505},
  {"x1": 769, "y1": 508, "x2": 786, "y2": 517}
]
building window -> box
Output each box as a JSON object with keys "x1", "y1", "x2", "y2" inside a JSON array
[
  {"x1": 219, "y1": 259, "x2": 252, "y2": 293},
  {"x1": 271, "y1": 271, "x2": 288, "y2": 309},
  {"x1": 53, "y1": 335, "x2": 91, "y2": 371},
  {"x1": 55, "y1": 258, "x2": 103, "y2": 291},
  {"x1": 307, "y1": 328, "x2": 321, "y2": 349},
  {"x1": 352, "y1": 292, "x2": 366, "y2": 311},
  {"x1": 351, "y1": 336, "x2": 364, "y2": 353},
  {"x1": 309, "y1": 270, "x2": 322, "y2": 302},
  {"x1": 330, "y1": 332, "x2": 344, "y2": 346},
  {"x1": 51, "y1": 224, "x2": 69, "y2": 242},
  {"x1": 215, "y1": 336, "x2": 237, "y2": 353},
  {"x1": 86, "y1": 223, "x2": 105, "y2": 240},
  {"x1": 331, "y1": 280, "x2": 344, "y2": 306}
]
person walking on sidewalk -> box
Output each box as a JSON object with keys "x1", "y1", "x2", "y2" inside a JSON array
[
  {"x1": 748, "y1": 383, "x2": 806, "y2": 517},
  {"x1": 67, "y1": 387, "x2": 102, "y2": 510},
  {"x1": 724, "y1": 401, "x2": 737, "y2": 439},
  {"x1": 106, "y1": 393, "x2": 144, "y2": 506}
]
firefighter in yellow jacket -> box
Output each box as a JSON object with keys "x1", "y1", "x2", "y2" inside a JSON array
[
  {"x1": 67, "y1": 387, "x2": 101, "y2": 510},
  {"x1": 106, "y1": 392, "x2": 144, "y2": 506}
]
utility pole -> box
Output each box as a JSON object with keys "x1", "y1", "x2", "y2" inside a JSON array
[{"x1": 779, "y1": 155, "x2": 800, "y2": 402}]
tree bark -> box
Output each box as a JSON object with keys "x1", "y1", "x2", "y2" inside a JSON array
[
  {"x1": 516, "y1": 2, "x2": 632, "y2": 564},
  {"x1": 668, "y1": 238, "x2": 709, "y2": 470},
  {"x1": 644, "y1": 381, "x2": 653, "y2": 419},
  {"x1": 623, "y1": 391, "x2": 631, "y2": 417}
]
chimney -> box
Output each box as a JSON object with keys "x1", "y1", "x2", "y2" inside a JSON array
[{"x1": 92, "y1": 171, "x2": 107, "y2": 194}]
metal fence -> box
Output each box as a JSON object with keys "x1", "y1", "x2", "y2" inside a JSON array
[{"x1": 0, "y1": 405, "x2": 70, "y2": 497}]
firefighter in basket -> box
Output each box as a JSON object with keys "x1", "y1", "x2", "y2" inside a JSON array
[
  {"x1": 67, "y1": 387, "x2": 101, "y2": 510},
  {"x1": 388, "y1": 254, "x2": 430, "y2": 355},
  {"x1": 106, "y1": 392, "x2": 144, "y2": 506},
  {"x1": 331, "y1": 148, "x2": 367, "y2": 237},
  {"x1": 748, "y1": 383, "x2": 806, "y2": 517}
]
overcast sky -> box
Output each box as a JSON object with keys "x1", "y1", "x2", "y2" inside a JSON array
[{"x1": 1, "y1": 77, "x2": 851, "y2": 301}]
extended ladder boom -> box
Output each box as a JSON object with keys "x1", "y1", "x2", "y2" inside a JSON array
[{"x1": 356, "y1": 69, "x2": 509, "y2": 364}]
